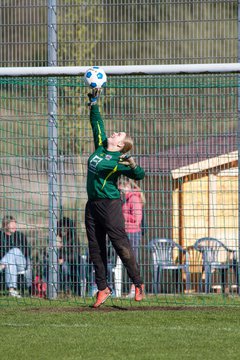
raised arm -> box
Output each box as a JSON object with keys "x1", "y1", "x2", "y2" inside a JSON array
[{"x1": 90, "y1": 104, "x2": 108, "y2": 150}]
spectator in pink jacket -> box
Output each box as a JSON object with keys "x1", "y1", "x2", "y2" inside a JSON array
[{"x1": 119, "y1": 179, "x2": 145, "y2": 298}]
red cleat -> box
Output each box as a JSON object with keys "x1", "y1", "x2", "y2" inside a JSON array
[
  {"x1": 135, "y1": 284, "x2": 144, "y2": 301},
  {"x1": 93, "y1": 287, "x2": 112, "y2": 308}
]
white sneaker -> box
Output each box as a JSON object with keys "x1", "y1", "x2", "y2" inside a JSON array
[
  {"x1": 9, "y1": 289, "x2": 22, "y2": 298},
  {"x1": 126, "y1": 285, "x2": 135, "y2": 299}
]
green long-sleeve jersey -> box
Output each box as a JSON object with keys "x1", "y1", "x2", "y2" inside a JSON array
[{"x1": 86, "y1": 104, "x2": 145, "y2": 200}]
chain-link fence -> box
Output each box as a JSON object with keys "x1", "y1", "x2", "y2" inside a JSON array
[
  {"x1": 0, "y1": 1, "x2": 239, "y2": 302},
  {"x1": 0, "y1": 0, "x2": 238, "y2": 67}
]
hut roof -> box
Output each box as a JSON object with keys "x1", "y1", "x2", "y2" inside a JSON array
[{"x1": 139, "y1": 133, "x2": 237, "y2": 179}]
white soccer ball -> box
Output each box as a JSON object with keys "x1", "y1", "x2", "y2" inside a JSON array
[{"x1": 84, "y1": 66, "x2": 107, "y2": 89}]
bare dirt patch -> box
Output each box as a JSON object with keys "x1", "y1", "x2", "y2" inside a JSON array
[{"x1": 24, "y1": 305, "x2": 225, "y2": 314}]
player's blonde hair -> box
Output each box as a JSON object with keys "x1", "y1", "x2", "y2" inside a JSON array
[{"x1": 121, "y1": 134, "x2": 133, "y2": 154}]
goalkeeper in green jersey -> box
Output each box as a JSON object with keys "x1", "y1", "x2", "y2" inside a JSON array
[{"x1": 85, "y1": 89, "x2": 145, "y2": 308}]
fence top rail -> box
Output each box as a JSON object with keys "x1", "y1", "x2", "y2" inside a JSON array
[{"x1": 0, "y1": 63, "x2": 240, "y2": 77}]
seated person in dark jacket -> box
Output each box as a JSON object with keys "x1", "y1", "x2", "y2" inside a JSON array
[
  {"x1": 57, "y1": 217, "x2": 83, "y2": 295},
  {"x1": 0, "y1": 215, "x2": 32, "y2": 298},
  {"x1": 43, "y1": 217, "x2": 84, "y2": 295}
]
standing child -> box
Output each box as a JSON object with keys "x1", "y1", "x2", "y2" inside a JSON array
[{"x1": 119, "y1": 179, "x2": 145, "y2": 298}]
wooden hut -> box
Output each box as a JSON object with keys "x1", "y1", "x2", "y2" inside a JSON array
[{"x1": 140, "y1": 133, "x2": 238, "y2": 251}]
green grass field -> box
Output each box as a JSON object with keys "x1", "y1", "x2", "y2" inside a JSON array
[{"x1": 1, "y1": 297, "x2": 240, "y2": 360}]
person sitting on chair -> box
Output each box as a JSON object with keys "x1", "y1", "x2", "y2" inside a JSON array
[
  {"x1": 0, "y1": 215, "x2": 32, "y2": 298},
  {"x1": 43, "y1": 217, "x2": 83, "y2": 296},
  {"x1": 57, "y1": 217, "x2": 83, "y2": 296}
]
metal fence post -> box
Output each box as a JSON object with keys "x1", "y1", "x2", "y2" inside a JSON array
[{"x1": 47, "y1": 0, "x2": 58, "y2": 299}]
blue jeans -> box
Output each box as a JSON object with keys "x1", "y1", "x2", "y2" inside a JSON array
[
  {"x1": 127, "y1": 232, "x2": 141, "y2": 263},
  {"x1": 0, "y1": 247, "x2": 32, "y2": 289}
]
